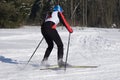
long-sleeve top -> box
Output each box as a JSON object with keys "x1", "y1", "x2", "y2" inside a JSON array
[{"x1": 45, "y1": 11, "x2": 73, "y2": 33}]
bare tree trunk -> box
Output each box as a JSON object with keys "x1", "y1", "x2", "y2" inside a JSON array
[{"x1": 71, "y1": 0, "x2": 73, "y2": 25}]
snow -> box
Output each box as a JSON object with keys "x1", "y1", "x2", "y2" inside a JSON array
[{"x1": 0, "y1": 26, "x2": 120, "y2": 80}]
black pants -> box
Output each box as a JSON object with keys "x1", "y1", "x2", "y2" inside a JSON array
[{"x1": 41, "y1": 21, "x2": 64, "y2": 60}]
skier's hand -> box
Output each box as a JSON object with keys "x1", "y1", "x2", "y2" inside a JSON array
[{"x1": 69, "y1": 28, "x2": 73, "y2": 33}]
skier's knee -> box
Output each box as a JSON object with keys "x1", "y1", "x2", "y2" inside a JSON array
[
  {"x1": 57, "y1": 43, "x2": 63, "y2": 49},
  {"x1": 48, "y1": 44, "x2": 54, "y2": 50}
]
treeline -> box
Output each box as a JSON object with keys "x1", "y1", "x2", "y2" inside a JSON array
[
  {"x1": 61, "y1": 0, "x2": 120, "y2": 28},
  {"x1": 0, "y1": 0, "x2": 33, "y2": 28},
  {"x1": 0, "y1": 0, "x2": 120, "y2": 28}
]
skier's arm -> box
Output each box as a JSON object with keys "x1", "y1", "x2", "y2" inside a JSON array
[{"x1": 58, "y1": 12, "x2": 73, "y2": 33}]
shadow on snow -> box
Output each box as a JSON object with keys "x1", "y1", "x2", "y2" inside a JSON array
[{"x1": 0, "y1": 56, "x2": 18, "y2": 64}]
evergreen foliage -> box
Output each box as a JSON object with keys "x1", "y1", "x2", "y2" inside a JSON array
[
  {"x1": 0, "y1": 0, "x2": 120, "y2": 28},
  {"x1": 0, "y1": 0, "x2": 33, "y2": 28}
]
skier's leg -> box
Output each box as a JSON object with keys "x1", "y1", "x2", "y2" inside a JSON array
[
  {"x1": 41, "y1": 28, "x2": 54, "y2": 61},
  {"x1": 43, "y1": 36, "x2": 54, "y2": 61},
  {"x1": 50, "y1": 30, "x2": 71, "y2": 67},
  {"x1": 50, "y1": 30, "x2": 64, "y2": 60}
]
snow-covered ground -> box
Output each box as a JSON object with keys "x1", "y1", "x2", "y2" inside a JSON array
[{"x1": 0, "y1": 26, "x2": 120, "y2": 80}]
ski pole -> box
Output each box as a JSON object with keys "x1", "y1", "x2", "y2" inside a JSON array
[
  {"x1": 64, "y1": 33, "x2": 71, "y2": 71},
  {"x1": 26, "y1": 37, "x2": 44, "y2": 66}
]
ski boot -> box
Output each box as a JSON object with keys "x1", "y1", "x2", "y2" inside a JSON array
[
  {"x1": 58, "y1": 59, "x2": 71, "y2": 68},
  {"x1": 41, "y1": 58, "x2": 50, "y2": 67}
]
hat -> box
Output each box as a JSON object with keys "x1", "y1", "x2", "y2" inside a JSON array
[{"x1": 53, "y1": 5, "x2": 63, "y2": 12}]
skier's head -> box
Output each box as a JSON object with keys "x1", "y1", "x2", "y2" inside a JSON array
[{"x1": 53, "y1": 5, "x2": 63, "y2": 12}]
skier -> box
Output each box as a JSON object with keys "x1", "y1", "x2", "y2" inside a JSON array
[{"x1": 41, "y1": 5, "x2": 73, "y2": 67}]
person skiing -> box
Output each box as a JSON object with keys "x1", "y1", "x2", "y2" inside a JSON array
[{"x1": 41, "y1": 5, "x2": 73, "y2": 67}]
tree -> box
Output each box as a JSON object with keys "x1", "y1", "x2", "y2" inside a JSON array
[
  {"x1": 1, "y1": 0, "x2": 120, "y2": 28},
  {"x1": 0, "y1": 0, "x2": 33, "y2": 28}
]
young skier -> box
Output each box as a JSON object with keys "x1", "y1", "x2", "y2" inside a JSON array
[{"x1": 41, "y1": 5, "x2": 73, "y2": 67}]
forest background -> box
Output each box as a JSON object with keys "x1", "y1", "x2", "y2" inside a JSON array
[{"x1": 0, "y1": 0, "x2": 120, "y2": 28}]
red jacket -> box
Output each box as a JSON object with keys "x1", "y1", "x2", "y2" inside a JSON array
[
  {"x1": 45, "y1": 11, "x2": 73, "y2": 33},
  {"x1": 58, "y1": 12, "x2": 73, "y2": 33}
]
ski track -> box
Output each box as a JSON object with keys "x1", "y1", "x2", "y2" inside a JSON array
[{"x1": 0, "y1": 26, "x2": 120, "y2": 80}]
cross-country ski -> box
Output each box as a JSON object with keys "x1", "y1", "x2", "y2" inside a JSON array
[{"x1": 40, "y1": 65, "x2": 98, "y2": 70}]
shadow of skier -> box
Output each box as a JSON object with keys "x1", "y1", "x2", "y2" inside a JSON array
[{"x1": 0, "y1": 56, "x2": 18, "y2": 64}]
